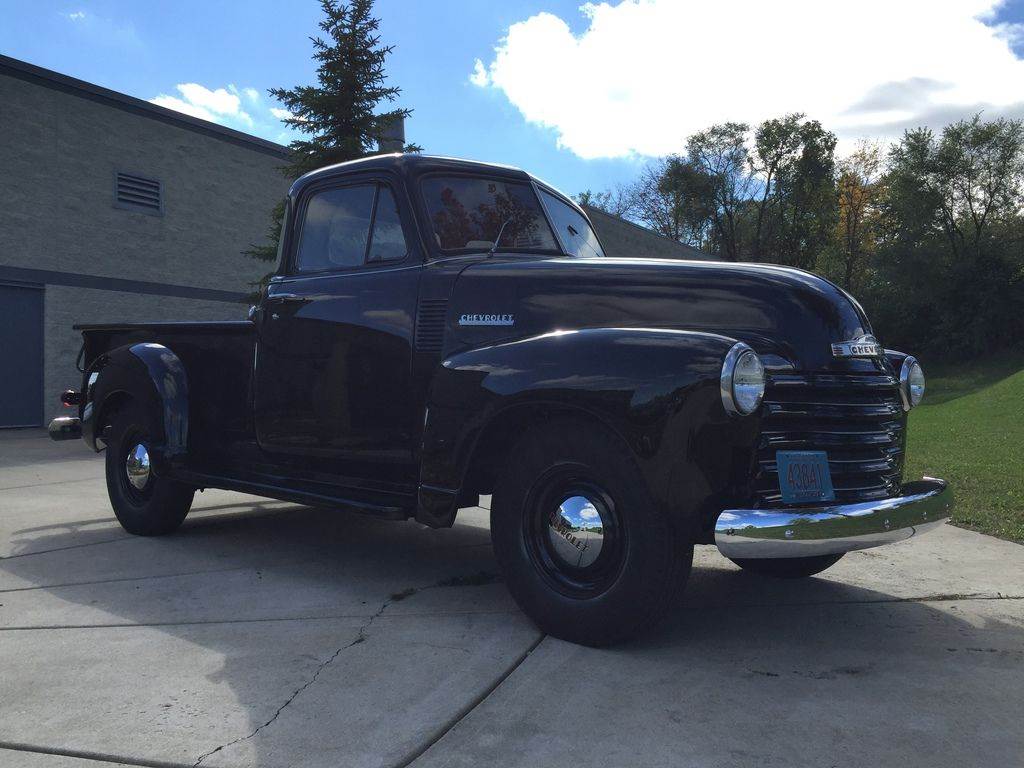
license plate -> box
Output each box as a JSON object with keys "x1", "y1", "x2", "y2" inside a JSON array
[{"x1": 777, "y1": 451, "x2": 835, "y2": 503}]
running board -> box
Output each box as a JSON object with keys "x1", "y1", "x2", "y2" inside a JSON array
[{"x1": 174, "y1": 469, "x2": 412, "y2": 520}]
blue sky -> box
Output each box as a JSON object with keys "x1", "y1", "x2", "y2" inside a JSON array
[{"x1": 3, "y1": 1, "x2": 1023, "y2": 197}]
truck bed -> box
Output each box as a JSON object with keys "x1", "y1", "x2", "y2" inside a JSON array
[{"x1": 78, "y1": 320, "x2": 257, "y2": 453}]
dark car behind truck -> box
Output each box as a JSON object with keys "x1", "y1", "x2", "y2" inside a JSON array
[{"x1": 50, "y1": 154, "x2": 952, "y2": 646}]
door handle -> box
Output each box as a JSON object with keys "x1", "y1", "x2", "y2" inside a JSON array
[{"x1": 265, "y1": 294, "x2": 310, "y2": 320}]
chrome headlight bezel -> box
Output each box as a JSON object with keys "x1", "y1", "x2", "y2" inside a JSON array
[
  {"x1": 899, "y1": 356, "x2": 925, "y2": 411},
  {"x1": 721, "y1": 342, "x2": 765, "y2": 417}
]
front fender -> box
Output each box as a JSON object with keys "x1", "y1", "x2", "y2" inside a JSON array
[
  {"x1": 82, "y1": 343, "x2": 189, "y2": 470},
  {"x1": 418, "y1": 328, "x2": 762, "y2": 531}
]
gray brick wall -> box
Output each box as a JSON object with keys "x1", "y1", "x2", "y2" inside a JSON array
[
  {"x1": 0, "y1": 73, "x2": 288, "y2": 291},
  {"x1": 43, "y1": 286, "x2": 246, "y2": 414},
  {"x1": 0, "y1": 68, "x2": 291, "y2": 423}
]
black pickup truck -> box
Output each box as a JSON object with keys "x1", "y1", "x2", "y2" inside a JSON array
[{"x1": 50, "y1": 154, "x2": 952, "y2": 646}]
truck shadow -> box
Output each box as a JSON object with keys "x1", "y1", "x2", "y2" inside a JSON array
[{"x1": 1, "y1": 500, "x2": 1021, "y2": 767}]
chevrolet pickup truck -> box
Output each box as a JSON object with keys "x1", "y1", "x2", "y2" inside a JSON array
[{"x1": 49, "y1": 154, "x2": 953, "y2": 646}]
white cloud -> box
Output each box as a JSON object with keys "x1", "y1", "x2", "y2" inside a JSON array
[
  {"x1": 150, "y1": 83, "x2": 253, "y2": 127},
  {"x1": 60, "y1": 9, "x2": 141, "y2": 48},
  {"x1": 579, "y1": 503, "x2": 599, "y2": 520},
  {"x1": 469, "y1": 58, "x2": 490, "y2": 87},
  {"x1": 148, "y1": 82, "x2": 303, "y2": 145},
  {"x1": 473, "y1": 0, "x2": 1024, "y2": 159}
]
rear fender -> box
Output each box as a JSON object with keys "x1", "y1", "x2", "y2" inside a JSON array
[
  {"x1": 417, "y1": 328, "x2": 761, "y2": 530},
  {"x1": 82, "y1": 343, "x2": 189, "y2": 472}
]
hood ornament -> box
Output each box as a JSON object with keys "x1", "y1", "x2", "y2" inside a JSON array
[{"x1": 832, "y1": 334, "x2": 882, "y2": 359}]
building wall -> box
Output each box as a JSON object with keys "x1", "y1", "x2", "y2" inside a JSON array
[
  {"x1": 583, "y1": 205, "x2": 717, "y2": 261},
  {"x1": 0, "y1": 65, "x2": 291, "y2": 423}
]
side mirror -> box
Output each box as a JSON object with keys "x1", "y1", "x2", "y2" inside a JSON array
[{"x1": 248, "y1": 305, "x2": 258, "y2": 322}]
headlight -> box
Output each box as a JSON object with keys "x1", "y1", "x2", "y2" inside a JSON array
[
  {"x1": 721, "y1": 343, "x2": 765, "y2": 416},
  {"x1": 900, "y1": 356, "x2": 925, "y2": 410}
]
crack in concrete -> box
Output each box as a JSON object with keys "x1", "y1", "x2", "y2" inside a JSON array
[
  {"x1": 0, "y1": 475, "x2": 98, "y2": 493},
  {"x1": 187, "y1": 571, "x2": 506, "y2": 767},
  {"x1": 687, "y1": 592, "x2": 1024, "y2": 611},
  {"x1": 0, "y1": 609, "x2": 520, "y2": 632},
  {"x1": 0, "y1": 536, "x2": 129, "y2": 561},
  {"x1": 0, "y1": 741, "x2": 187, "y2": 768},
  {"x1": 395, "y1": 633, "x2": 546, "y2": 768},
  {"x1": 191, "y1": 596, "x2": 394, "y2": 768},
  {"x1": 0, "y1": 563, "x2": 287, "y2": 594}
]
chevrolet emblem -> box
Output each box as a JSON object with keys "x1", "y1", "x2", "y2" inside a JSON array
[{"x1": 831, "y1": 335, "x2": 883, "y2": 358}]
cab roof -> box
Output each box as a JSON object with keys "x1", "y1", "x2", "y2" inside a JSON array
[
  {"x1": 290, "y1": 153, "x2": 533, "y2": 195},
  {"x1": 287, "y1": 153, "x2": 591, "y2": 227}
]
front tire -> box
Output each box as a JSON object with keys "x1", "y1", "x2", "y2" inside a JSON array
[
  {"x1": 729, "y1": 553, "x2": 843, "y2": 579},
  {"x1": 105, "y1": 403, "x2": 194, "y2": 536},
  {"x1": 491, "y1": 420, "x2": 691, "y2": 646}
]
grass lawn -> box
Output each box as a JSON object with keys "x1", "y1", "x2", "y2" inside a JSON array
[{"x1": 903, "y1": 351, "x2": 1024, "y2": 543}]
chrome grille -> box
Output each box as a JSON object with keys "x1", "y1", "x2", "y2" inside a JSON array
[{"x1": 756, "y1": 371, "x2": 906, "y2": 506}]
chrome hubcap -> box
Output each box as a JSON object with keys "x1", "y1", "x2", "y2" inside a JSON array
[
  {"x1": 125, "y1": 443, "x2": 151, "y2": 490},
  {"x1": 546, "y1": 494, "x2": 605, "y2": 569}
]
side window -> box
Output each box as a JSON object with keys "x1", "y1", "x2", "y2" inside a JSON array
[
  {"x1": 540, "y1": 189, "x2": 605, "y2": 258},
  {"x1": 367, "y1": 186, "x2": 408, "y2": 263},
  {"x1": 295, "y1": 185, "x2": 375, "y2": 273}
]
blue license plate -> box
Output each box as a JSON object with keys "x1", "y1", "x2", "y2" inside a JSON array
[{"x1": 777, "y1": 451, "x2": 835, "y2": 503}]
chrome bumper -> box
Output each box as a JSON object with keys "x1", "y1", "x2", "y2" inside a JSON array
[
  {"x1": 48, "y1": 416, "x2": 82, "y2": 441},
  {"x1": 715, "y1": 478, "x2": 952, "y2": 559}
]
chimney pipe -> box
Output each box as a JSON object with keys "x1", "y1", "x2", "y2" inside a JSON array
[{"x1": 378, "y1": 115, "x2": 405, "y2": 153}]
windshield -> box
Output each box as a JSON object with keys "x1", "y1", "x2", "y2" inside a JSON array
[{"x1": 421, "y1": 176, "x2": 559, "y2": 252}]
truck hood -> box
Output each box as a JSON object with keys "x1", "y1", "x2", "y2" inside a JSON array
[{"x1": 450, "y1": 257, "x2": 876, "y2": 372}]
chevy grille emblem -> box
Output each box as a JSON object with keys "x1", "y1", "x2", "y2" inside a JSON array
[{"x1": 831, "y1": 335, "x2": 883, "y2": 359}]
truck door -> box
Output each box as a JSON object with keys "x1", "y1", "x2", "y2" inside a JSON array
[{"x1": 254, "y1": 177, "x2": 420, "y2": 485}]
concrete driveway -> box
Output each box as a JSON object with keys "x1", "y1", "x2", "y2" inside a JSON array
[{"x1": 1, "y1": 430, "x2": 1022, "y2": 768}]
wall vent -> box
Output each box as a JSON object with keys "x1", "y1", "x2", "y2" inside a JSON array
[
  {"x1": 415, "y1": 299, "x2": 448, "y2": 354},
  {"x1": 114, "y1": 172, "x2": 162, "y2": 215}
]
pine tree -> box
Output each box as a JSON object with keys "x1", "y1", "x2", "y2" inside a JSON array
[{"x1": 246, "y1": 0, "x2": 416, "y2": 263}]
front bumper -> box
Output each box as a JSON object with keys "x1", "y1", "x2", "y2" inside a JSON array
[{"x1": 715, "y1": 478, "x2": 952, "y2": 559}]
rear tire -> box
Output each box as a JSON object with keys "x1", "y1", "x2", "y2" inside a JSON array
[
  {"x1": 105, "y1": 403, "x2": 194, "y2": 536},
  {"x1": 491, "y1": 420, "x2": 691, "y2": 646},
  {"x1": 729, "y1": 553, "x2": 843, "y2": 579}
]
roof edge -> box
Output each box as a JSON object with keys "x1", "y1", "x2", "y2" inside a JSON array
[
  {"x1": 0, "y1": 54, "x2": 290, "y2": 159},
  {"x1": 581, "y1": 204, "x2": 711, "y2": 259}
]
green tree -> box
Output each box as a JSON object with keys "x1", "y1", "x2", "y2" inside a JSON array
[
  {"x1": 574, "y1": 186, "x2": 632, "y2": 217},
  {"x1": 748, "y1": 115, "x2": 837, "y2": 268},
  {"x1": 684, "y1": 122, "x2": 752, "y2": 260},
  {"x1": 869, "y1": 115, "x2": 1024, "y2": 358},
  {"x1": 771, "y1": 118, "x2": 837, "y2": 269},
  {"x1": 887, "y1": 116, "x2": 1024, "y2": 259},
  {"x1": 676, "y1": 116, "x2": 836, "y2": 265},
  {"x1": 828, "y1": 140, "x2": 884, "y2": 292},
  {"x1": 246, "y1": 0, "x2": 417, "y2": 263}
]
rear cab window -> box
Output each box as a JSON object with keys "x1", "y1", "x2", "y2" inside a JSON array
[{"x1": 421, "y1": 176, "x2": 558, "y2": 253}]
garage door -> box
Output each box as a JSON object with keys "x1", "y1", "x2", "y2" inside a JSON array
[{"x1": 0, "y1": 282, "x2": 44, "y2": 427}]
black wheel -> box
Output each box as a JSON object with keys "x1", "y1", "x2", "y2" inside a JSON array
[
  {"x1": 491, "y1": 420, "x2": 691, "y2": 646},
  {"x1": 105, "y1": 403, "x2": 194, "y2": 536},
  {"x1": 729, "y1": 553, "x2": 843, "y2": 579}
]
